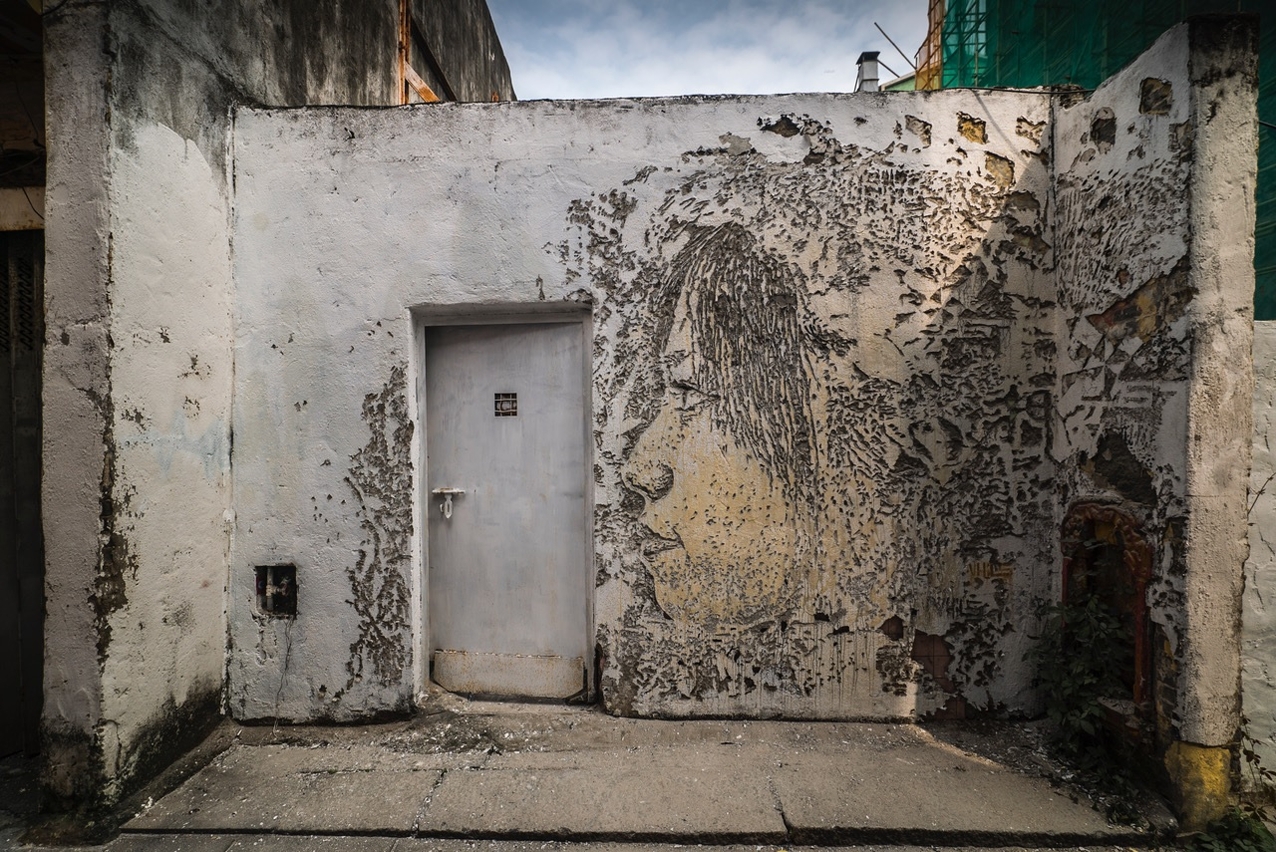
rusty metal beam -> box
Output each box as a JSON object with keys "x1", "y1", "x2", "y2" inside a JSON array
[
  {"x1": 397, "y1": 0, "x2": 410, "y2": 105},
  {"x1": 404, "y1": 64, "x2": 441, "y2": 104}
]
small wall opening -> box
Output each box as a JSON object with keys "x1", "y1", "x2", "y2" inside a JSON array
[{"x1": 255, "y1": 565, "x2": 297, "y2": 617}]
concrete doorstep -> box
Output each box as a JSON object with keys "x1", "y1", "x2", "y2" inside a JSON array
[{"x1": 101, "y1": 699, "x2": 1171, "y2": 850}]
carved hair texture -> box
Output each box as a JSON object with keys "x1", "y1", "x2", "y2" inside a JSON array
[{"x1": 659, "y1": 223, "x2": 817, "y2": 511}]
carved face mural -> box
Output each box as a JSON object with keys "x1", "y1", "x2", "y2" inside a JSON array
[
  {"x1": 567, "y1": 109, "x2": 1056, "y2": 716},
  {"x1": 622, "y1": 224, "x2": 816, "y2": 626}
]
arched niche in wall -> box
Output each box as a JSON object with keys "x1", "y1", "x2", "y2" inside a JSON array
[{"x1": 1060, "y1": 503, "x2": 1155, "y2": 717}]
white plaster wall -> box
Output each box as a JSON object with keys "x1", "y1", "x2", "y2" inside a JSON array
[
  {"x1": 230, "y1": 91, "x2": 1057, "y2": 720},
  {"x1": 40, "y1": 2, "x2": 114, "y2": 801},
  {"x1": 96, "y1": 121, "x2": 232, "y2": 793},
  {"x1": 1051, "y1": 24, "x2": 1194, "y2": 712},
  {"x1": 39, "y1": 0, "x2": 402, "y2": 804},
  {"x1": 1245, "y1": 320, "x2": 1276, "y2": 774}
]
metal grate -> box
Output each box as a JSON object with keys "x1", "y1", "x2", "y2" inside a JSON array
[
  {"x1": 13, "y1": 250, "x2": 35, "y2": 352},
  {"x1": 494, "y1": 392, "x2": 517, "y2": 416},
  {"x1": 0, "y1": 241, "x2": 9, "y2": 355},
  {"x1": 2, "y1": 232, "x2": 40, "y2": 354}
]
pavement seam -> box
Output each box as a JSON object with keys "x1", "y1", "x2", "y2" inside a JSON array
[
  {"x1": 764, "y1": 770, "x2": 793, "y2": 843},
  {"x1": 411, "y1": 749, "x2": 492, "y2": 836},
  {"x1": 117, "y1": 826, "x2": 1156, "y2": 846},
  {"x1": 413, "y1": 766, "x2": 450, "y2": 835}
]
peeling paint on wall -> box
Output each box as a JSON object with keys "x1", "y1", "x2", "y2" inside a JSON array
[
  {"x1": 228, "y1": 19, "x2": 1255, "y2": 732},
  {"x1": 1055, "y1": 18, "x2": 1258, "y2": 755},
  {"x1": 559, "y1": 109, "x2": 1055, "y2": 718},
  {"x1": 344, "y1": 364, "x2": 414, "y2": 693},
  {"x1": 1052, "y1": 31, "x2": 1195, "y2": 738}
]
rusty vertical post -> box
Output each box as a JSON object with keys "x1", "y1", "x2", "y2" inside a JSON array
[{"x1": 397, "y1": 0, "x2": 410, "y2": 105}]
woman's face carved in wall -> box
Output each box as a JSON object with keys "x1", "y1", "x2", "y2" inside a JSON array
[{"x1": 622, "y1": 224, "x2": 815, "y2": 627}]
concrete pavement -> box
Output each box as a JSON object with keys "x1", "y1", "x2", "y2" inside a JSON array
[{"x1": 6, "y1": 692, "x2": 1178, "y2": 850}]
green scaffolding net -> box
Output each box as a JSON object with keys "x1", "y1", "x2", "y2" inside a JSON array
[{"x1": 941, "y1": 0, "x2": 1276, "y2": 318}]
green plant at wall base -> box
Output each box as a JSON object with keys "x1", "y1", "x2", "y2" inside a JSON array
[
  {"x1": 1198, "y1": 717, "x2": 1276, "y2": 851},
  {"x1": 1190, "y1": 807, "x2": 1276, "y2": 852},
  {"x1": 1241, "y1": 714, "x2": 1276, "y2": 798},
  {"x1": 1026, "y1": 591, "x2": 1131, "y2": 769}
]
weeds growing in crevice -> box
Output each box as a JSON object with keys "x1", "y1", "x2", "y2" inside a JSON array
[
  {"x1": 1188, "y1": 719, "x2": 1276, "y2": 851},
  {"x1": 1189, "y1": 805, "x2": 1275, "y2": 852},
  {"x1": 1025, "y1": 591, "x2": 1143, "y2": 824}
]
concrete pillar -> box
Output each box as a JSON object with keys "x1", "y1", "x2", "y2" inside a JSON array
[{"x1": 1172, "y1": 14, "x2": 1259, "y2": 828}]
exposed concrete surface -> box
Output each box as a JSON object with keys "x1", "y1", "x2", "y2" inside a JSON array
[
  {"x1": 40, "y1": 0, "x2": 518, "y2": 811},
  {"x1": 112, "y1": 702, "x2": 1166, "y2": 848},
  {"x1": 1051, "y1": 16, "x2": 1258, "y2": 784},
  {"x1": 1244, "y1": 320, "x2": 1276, "y2": 773},
  {"x1": 418, "y1": 751, "x2": 784, "y2": 839},
  {"x1": 5, "y1": 839, "x2": 1166, "y2": 852},
  {"x1": 1178, "y1": 13, "x2": 1258, "y2": 751},
  {"x1": 228, "y1": 19, "x2": 1259, "y2": 758}
]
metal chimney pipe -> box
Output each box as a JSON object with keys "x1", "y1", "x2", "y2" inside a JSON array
[{"x1": 855, "y1": 51, "x2": 880, "y2": 92}]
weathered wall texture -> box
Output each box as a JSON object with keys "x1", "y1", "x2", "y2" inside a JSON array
[
  {"x1": 1245, "y1": 321, "x2": 1276, "y2": 773},
  {"x1": 1054, "y1": 17, "x2": 1257, "y2": 754},
  {"x1": 230, "y1": 90, "x2": 1058, "y2": 721},
  {"x1": 42, "y1": 0, "x2": 515, "y2": 808},
  {"x1": 229, "y1": 18, "x2": 1257, "y2": 737},
  {"x1": 412, "y1": 0, "x2": 515, "y2": 102}
]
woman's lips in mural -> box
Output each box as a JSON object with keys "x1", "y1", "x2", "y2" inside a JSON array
[{"x1": 640, "y1": 530, "x2": 682, "y2": 558}]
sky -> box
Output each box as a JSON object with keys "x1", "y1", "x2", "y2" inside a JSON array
[{"x1": 484, "y1": 0, "x2": 931, "y2": 101}]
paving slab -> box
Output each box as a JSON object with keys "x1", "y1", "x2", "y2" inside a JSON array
[
  {"x1": 128, "y1": 766, "x2": 440, "y2": 833},
  {"x1": 102, "y1": 841, "x2": 1156, "y2": 852},
  {"x1": 226, "y1": 837, "x2": 398, "y2": 852},
  {"x1": 109, "y1": 836, "x2": 237, "y2": 852},
  {"x1": 419, "y1": 749, "x2": 786, "y2": 841},
  {"x1": 211, "y1": 744, "x2": 481, "y2": 775},
  {"x1": 121, "y1": 706, "x2": 1165, "y2": 847},
  {"x1": 769, "y1": 744, "x2": 1143, "y2": 846},
  {"x1": 389, "y1": 844, "x2": 1147, "y2": 852}
]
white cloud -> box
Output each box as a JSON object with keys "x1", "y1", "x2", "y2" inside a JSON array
[{"x1": 488, "y1": 0, "x2": 930, "y2": 100}]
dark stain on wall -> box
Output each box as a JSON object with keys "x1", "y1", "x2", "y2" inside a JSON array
[
  {"x1": 109, "y1": 681, "x2": 222, "y2": 809},
  {"x1": 344, "y1": 364, "x2": 414, "y2": 695},
  {"x1": 1081, "y1": 431, "x2": 1158, "y2": 505},
  {"x1": 38, "y1": 722, "x2": 105, "y2": 826},
  {"x1": 411, "y1": 0, "x2": 516, "y2": 102},
  {"x1": 106, "y1": 0, "x2": 400, "y2": 177},
  {"x1": 92, "y1": 448, "x2": 130, "y2": 666}
]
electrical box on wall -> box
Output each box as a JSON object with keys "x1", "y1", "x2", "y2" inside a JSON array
[{"x1": 255, "y1": 565, "x2": 297, "y2": 617}]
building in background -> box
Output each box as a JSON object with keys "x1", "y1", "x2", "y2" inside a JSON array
[{"x1": 916, "y1": 0, "x2": 1274, "y2": 316}]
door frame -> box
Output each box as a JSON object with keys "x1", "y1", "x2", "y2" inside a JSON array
[{"x1": 411, "y1": 302, "x2": 595, "y2": 701}]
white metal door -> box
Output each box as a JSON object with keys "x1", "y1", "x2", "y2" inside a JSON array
[{"x1": 425, "y1": 322, "x2": 587, "y2": 698}]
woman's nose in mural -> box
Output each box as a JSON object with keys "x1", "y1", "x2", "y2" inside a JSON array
[{"x1": 622, "y1": 406, "x2": 679, "y2": 538}]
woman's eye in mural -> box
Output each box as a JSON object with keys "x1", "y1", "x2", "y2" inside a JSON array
[{"x1": 668, "y1": 381, "x2": 715, "y2": 414}]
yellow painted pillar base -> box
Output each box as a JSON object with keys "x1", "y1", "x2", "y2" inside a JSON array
[{"x1": 1164, "y1": 741, "x2": 1232, "y2": 831}]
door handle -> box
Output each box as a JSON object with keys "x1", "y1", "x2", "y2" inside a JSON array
[{"x1": 431, "y1": 487, "x2": 466, "y2": 519}]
